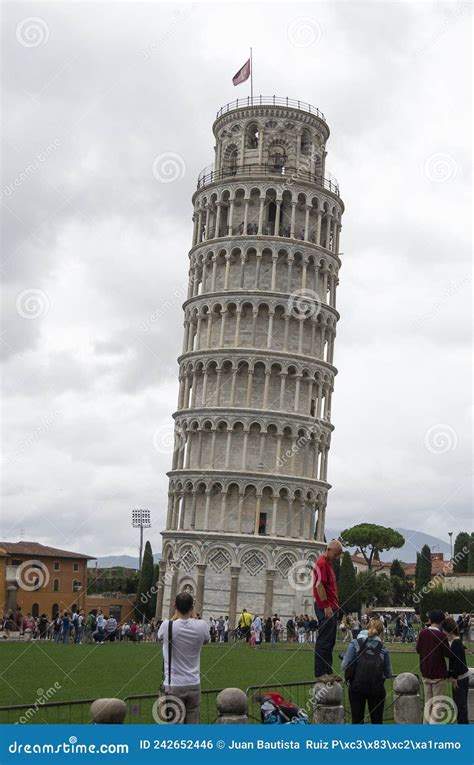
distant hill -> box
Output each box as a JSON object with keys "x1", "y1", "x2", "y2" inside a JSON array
[
  {"x1": 88, "y1": 553, "x2": 161, "y2": 570},
  {"x1": 326, "y1": 527, "x2": 450, "y2": 563},
  {"x1": 89, "y1": 528, "x2": 449, "y2": 569}
]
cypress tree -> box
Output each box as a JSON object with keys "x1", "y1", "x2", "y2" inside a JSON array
[
  {"x1": 415, "y1": 544, "x2": 432, "y2": 596},
  {"x1": 150, "y1": 563, "x2": 160, "y2": 617},
  {"x1": 337, "y1": 551, "x2": 359, "y2": 614},
  {"x1": 453, "y1": 532, "x2": 470, "y2": 572},
  {"x1": 468, "y1": 533, "x2": 474, "y2": 573},
  {"x1": 136, "y1": 541, "x2": 155, "y2": 621},
  {"x1": 390, "y1": 559, "x2": 408, "y2": 605}
]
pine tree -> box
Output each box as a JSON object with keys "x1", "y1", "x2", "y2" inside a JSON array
[
  {"x1": 337, "y1": 551, "x2": 359, "y2": 614},
  {"x1": 453, "y1": 532, "x2": 470, "y2": 572},
  {"x1": 333, "y1": 556, "x2": 341, "y2": 583},
  {"x1": 135, "y1": 541, "x2": 155, "y2": 621}
]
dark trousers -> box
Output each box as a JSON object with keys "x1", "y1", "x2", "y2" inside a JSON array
[
  {"x1": 453, "y1": 677, "x2": 469, "y2": 724},
  {"x1": 349, "y1": 687, "x2": 385, "y2": 724},
  {"x1": 314, "y1": 606, "x2": 338, "y2": 677}
]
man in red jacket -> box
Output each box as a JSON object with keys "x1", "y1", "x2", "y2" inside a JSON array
[
  {"x1": 313, "y1": 539, "x2": 343, "y2": 678},
  {"x1": 416, "y1": 609, "x2": 449, "y2": 723}
]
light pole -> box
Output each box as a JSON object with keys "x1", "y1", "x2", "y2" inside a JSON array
[
  {"x1": 132, "y1": 509, "x2": 151, "y2": 569},
  {"x1": 448, "y1": 532, "x2": 453, "y2": 562}
]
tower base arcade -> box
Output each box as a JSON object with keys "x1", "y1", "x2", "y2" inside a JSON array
[{"x1": 158, "y1": 531, "x2": 323, "y2": 626}]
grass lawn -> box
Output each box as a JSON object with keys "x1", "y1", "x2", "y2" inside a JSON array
[{"x1": 0, "y1": 639, "x2": 427, "y2": 723}]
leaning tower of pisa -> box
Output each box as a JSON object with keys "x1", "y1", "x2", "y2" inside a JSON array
[{"x1": 156, "y1": 96, "x2": 344, "y2": 625}]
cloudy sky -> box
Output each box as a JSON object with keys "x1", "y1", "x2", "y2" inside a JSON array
[{"x1": 1, "y1": 1, "x2": 472, "y2": 563}]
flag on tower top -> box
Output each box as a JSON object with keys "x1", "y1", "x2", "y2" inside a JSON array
[{"x1": 232, "y1": 58, "x2": 251, "y2": 86}]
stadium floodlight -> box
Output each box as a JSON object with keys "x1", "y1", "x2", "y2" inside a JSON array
[{"x1": 131, "y1": 509, "x2": 151, "y2": 569}]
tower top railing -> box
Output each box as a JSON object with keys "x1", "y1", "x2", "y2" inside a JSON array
[
  {"x1": 216, "y1": 96, "x2": 327, "y2": 123},
  {"x1": 196, "y1": 163, "x2": 340, "y2": 196}
]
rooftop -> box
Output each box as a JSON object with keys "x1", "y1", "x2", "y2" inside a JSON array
[{"x1": 0, "y1": 541, "x2": 95, "y2": 560}]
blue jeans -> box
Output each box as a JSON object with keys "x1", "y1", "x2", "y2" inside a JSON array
[
  {"x1": 62, "y1": 627, "x2": 70, "y2": 644},
  {"x1": 314, "y1": 605, "x2": 338, "y2": 678}
]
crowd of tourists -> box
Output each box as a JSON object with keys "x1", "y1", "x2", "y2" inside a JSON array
[{"x1": 0, "y1": 607, "x2": 164, "y2": 644}]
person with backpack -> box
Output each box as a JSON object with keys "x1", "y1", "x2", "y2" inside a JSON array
[
  {"x1": 61, "y1": 611, "x2": 71, "y2": 644},
  {"x1": 442, "y1": 617, "x2": 469, "y2": 724},
  {"x1": 95, "y1": 610, "x2": 106, "y2": 642},
  {"x1": 84, "y1": 612, "x2": 96, "y2": 643},
  {"x1": 342, "y1": 618, "x2": 392, "y2": 724},
  {"x1": 237, "y1": 609, "x2": 252, "y2": 642},
  {"x1": 72, "y1": 611, "x2": 84, "y2": 643}
]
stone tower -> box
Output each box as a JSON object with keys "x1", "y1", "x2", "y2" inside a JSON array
[{"x1": 156, "y1": 96, "x2": 344, "y2": 625}]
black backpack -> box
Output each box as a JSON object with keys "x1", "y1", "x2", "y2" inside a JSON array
[{"x1": 348, "y1": 639, "x2": 385, "y2": 695}]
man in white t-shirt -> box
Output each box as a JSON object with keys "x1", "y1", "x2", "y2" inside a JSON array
[{"x1": 158, "y1": 592, "x2": 210, "y2": 723}]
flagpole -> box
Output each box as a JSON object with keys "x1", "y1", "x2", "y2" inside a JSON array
[{"x1": 250, "y1": 47, "x2": 253, "y2": 101}]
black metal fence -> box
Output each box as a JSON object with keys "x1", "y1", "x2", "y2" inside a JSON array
[
  {"x1": 0, "y1": 678, "x2": 423, "y2": 725},
  {"x1": 216, "y1": 97, "x2": 327, "y2": 123},
  {"x1": 0, "y1": 698, "x2": 95, "y2": 724}
]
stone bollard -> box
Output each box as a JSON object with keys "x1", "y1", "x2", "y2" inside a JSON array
[
  {"x1": 393, "y1": 673, "x2": 422, "y2": 724},
  {"x1": 216, "y1": 688, "x2": 248, "y2": 724},
  {"x1": 468, "y1": 671, "x2": 474, "y2": 724},
  {"x1": 312, "y1": 681, "x2": 345, "y2": 724},
  {"x1": 90, "y1": 698, "x2": 127, "y2": 724}
]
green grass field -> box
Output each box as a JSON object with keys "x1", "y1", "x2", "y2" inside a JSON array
[{"x1": 0, "y1": 639, "x2": 428, "y2": 723}]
